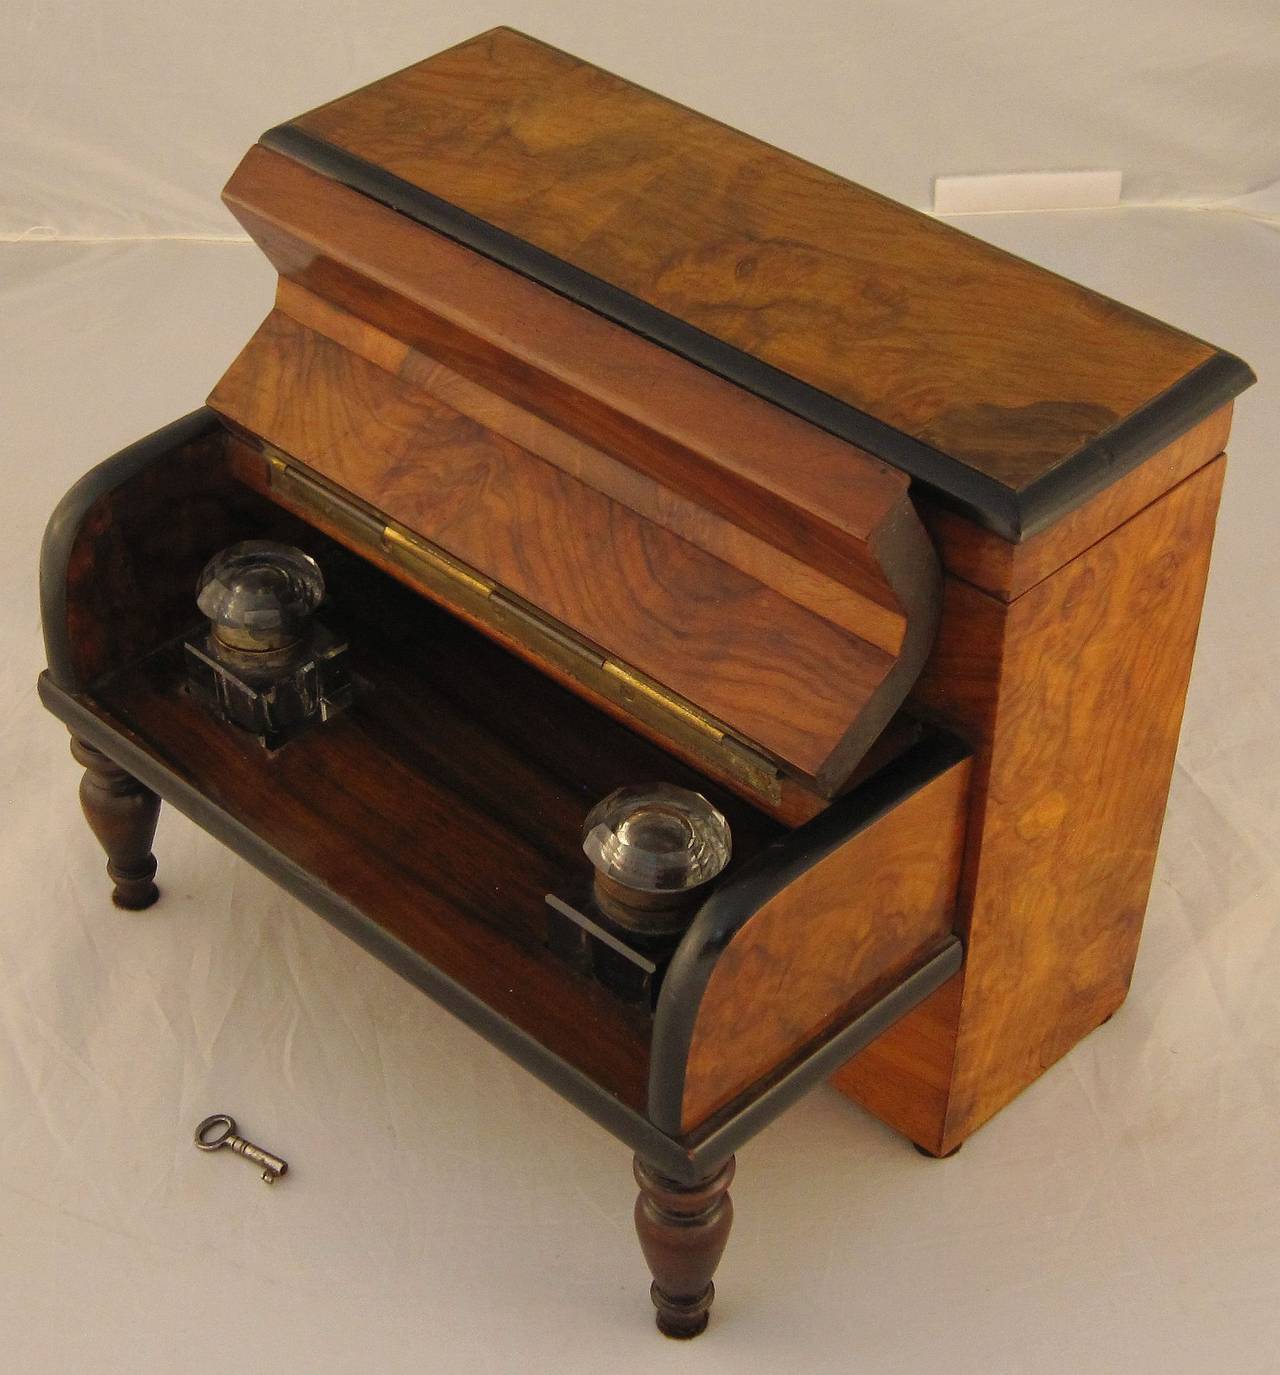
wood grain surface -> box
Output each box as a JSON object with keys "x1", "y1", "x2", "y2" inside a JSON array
[
  {"x1": 224, "y1": 436, "x2": 852, "y2": 828},
  {"x1": 211, "y1": 307, "x2": 905, "y2": 784},
  {"x1": 275, "y1": 279, "x2": 906, "y2": 652},
  {"x1": 222, "y1": 145, "x2": 927, "y2": 614},
  {"x1": 70, "y1": 736, "x2": 162, "y2": 911},
  {"x1": 681, "y1": 757, "x2": 968, "y2": 1130},
  {"x1": 53, "y1": 425, "x2": 274, "y2": 689},
  {"x1": 287, "y1": 27, "x2": 1217, "y2": 497},
  {"x1": 835, "y1": 458, "x2": 1227, "y2": 1151},
  {"x1": 633, "y1": 1156, "x2": 735, "y2": 1338}
]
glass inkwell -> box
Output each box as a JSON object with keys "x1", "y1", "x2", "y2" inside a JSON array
[
  {"x1": 546, "y1": 784, "x2": 732, "y2": 1003},
  {"x1": 184, "y1": 540, "x2": 354, "y2": 747}
]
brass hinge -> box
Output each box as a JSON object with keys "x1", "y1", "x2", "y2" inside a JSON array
[
  {"x1": 262, "y1": 449, "x2": 782, "y2": 804},
  {"x1": 382, "y1": 524, "x2": 497, "y2": 604}
]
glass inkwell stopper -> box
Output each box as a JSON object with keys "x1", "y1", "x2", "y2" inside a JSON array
[
  {"x1": 184, "y1": 541, "x2": 353, "y2": 747},
  {"x1": 197, "y1": 541, "x2": 325, "y2": 666},
  {"x1": 582, "y1": 783, "x2": 732, "y2": 937}
]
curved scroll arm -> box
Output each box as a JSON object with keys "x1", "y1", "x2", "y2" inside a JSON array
[{"x1": 649, "y1": 733, "x2": 971, "y2": 1136}]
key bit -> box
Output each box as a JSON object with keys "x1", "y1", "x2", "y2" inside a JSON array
[{"x1": 194, "y1": 1113, "x2": 289, "y2": 1184}]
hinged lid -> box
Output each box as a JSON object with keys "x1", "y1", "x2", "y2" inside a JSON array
[{"x1": 209, "y1": 225, "x2": 939, "y2": 808}]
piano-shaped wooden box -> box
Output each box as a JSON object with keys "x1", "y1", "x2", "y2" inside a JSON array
[{"x1": 39, "y1": 29, "x2": 1253, "y2": 1339}]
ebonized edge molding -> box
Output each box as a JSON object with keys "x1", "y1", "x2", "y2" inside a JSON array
[
  {"x1": 259, "y1": 124, "x2": 1255, "y2": 543},
  {"x1": 648, "y1": 732, "x2": 971, "y2": 1135}
]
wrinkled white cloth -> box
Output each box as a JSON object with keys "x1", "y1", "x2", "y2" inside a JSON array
[{"x1": 1, "y1": 202, "x2": 1278, "y2": 1374}]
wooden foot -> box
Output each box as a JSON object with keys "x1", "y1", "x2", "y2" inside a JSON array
[
  {"x1": 913, "y1": 1140, "x2": 962, "y2": 1160},
  {"x1": 633, "y1": 1155, "x2": 734, "y2": 1339},
  {"x1": 70, "y1": 738, "x2": 161, "y2": 910}
]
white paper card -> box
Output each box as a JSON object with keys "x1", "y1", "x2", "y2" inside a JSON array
[{"x1": 933, "y1": 170, "x2": 1123, "y2": 214}]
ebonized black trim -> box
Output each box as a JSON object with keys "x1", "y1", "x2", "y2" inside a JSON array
[
  {"x1": 648, "y1": 731, "x2": 971, "y2": 1135},
  {"x1": 1015, "y1": 350, "x2": 1253, "y2": 535},
  {"x1": 38, "y1": 674, "x2": 959, "y2": 1182},
  {"x1": 260, "y1": 124, "x2": 1255, "y2": 542}
]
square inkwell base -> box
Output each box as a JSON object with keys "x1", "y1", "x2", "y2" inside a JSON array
[
  {"x1": 183, "y1": 623, "x2": 355, "y2": 750},
  {"x1": 545, "y1": 879, "x2": 692, "y2": 1008}
]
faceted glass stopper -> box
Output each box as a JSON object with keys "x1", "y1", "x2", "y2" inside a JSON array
[
  {"x1": 582, "y1": 784, "x2": 732, "y2": 894},
  {"x1": 196, "y1": 541, "x2": 324, "y2": 651}
]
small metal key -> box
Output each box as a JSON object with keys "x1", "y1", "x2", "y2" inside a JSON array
[{"x1": 194, "y1": 1114, "x2": 289, "y2": 1184}]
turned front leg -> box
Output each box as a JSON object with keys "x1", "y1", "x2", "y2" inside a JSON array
[
  {"x1": 633, "y1": 1155, "x2": 734, "y2": 1338},
  {"x1": 70, "y1": 737, "x2": 161, "y2": 910}
]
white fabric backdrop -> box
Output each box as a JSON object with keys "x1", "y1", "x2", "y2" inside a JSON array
[
  {"x1": 3, "y1": 0, "x2": 1280, "y2": 240},
  {"x1": 3, "y1": 7, "x2": 1280, "y2": 1372}
]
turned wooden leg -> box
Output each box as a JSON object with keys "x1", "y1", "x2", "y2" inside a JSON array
[
  {"x1": 70, "y1": 737, "x2": 161, "y2": 910},
  {"x1": 633, "y1": 1155, "x2": 734, "y2": 1339}
]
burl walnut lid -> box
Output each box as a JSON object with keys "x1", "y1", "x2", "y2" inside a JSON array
[{"x1": 258, "y1": 26, "x2": 1253, "y2": 541}]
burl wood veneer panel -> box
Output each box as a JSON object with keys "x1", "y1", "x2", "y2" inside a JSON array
[
  {"x1": 211, "y1": 309, "x2": 899, "y2": 783},
  {"x1": 681, "y1": 757, "x2": 969, "y2": 1131},
  {"x1": 272, "y1": 279, "x2": 905, "y2": 653},
  {"x1": 834, "y1": 457, "x2": 1227, "y2": 1153},
  {"x1": 287, "y1": 27, "x2": 1215, "y2": 494},
  {"x1": 222, "y1": 146, "x2": 927, "y2": 623}
]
